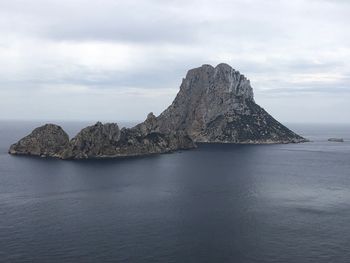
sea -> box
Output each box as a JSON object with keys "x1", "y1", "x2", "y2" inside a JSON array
[{"x1": 0, "y1": 121, "x2": 349, "y2": 263}]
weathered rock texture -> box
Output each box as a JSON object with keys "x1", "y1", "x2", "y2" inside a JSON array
[
  {"x1": 156, "y1": 63, "x2": 305, "y2": 143},
  {"x1": 9, "y1": 115, "x2": 195, "y2": 159},
  {"x1": 9, "y1": 63, "x2": 306, "y2": 159},
  {"x1": 8, "y1": 124, "x2": 69, "y2": 157},
  {"x1": 60, "y1": 114, "x2": 194, "y2": 159}
]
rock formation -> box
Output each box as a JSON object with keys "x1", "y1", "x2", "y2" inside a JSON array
[
  {"x1": 9, "y1": 114, "x2": 195, "y2": 159},
  {"x1": 8, "y1": 124, "x2": 69, "y2": 157},
  {"x1": 60, "y1": 114, "x2": 194, "y2": 159},
  {"x1": 9, "y1": 63, "x2": 306, "y2": 159},
  {"x1": 156, "y1": 63, "x2": 305, "y2": 143}
]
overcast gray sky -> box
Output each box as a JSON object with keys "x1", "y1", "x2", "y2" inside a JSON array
[{"x1": 0, "y1": 0, "x2": 349, "y2": 123}]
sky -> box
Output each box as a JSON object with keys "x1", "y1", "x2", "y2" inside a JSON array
[{"x1": 0, "y1": 0, "x2": 349, "y2": 123}]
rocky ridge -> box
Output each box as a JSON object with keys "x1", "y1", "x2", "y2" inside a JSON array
[{"x1": 9, "y1": 113, "x2": 195, "y2": 159}]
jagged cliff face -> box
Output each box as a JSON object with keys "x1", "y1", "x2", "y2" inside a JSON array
[{"x1": 157, "y1": 63, "x2": 305, "y2": 143}]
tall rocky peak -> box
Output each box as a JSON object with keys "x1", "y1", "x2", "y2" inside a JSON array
[
  {"x1": 157, "y1": 63, "x2": 305, "y2": 143},
  {"x1": 156, "y1": 63, "x2": 255, "y2": 137},
  {"x1": 182, "y1": 63, "x2": 254, "y2": 100}
]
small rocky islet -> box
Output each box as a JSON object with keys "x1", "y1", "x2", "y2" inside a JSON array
[
  {"x1": 328, "y1": 138, "x2": 344, "y2": 143},
  {"x1": 9, "y1": 63, "x2": 307, "y2": 159}
]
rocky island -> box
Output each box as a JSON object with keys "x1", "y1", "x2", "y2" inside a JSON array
[
  {"x1": 9, "y1": 63, "x2": 306, "y2": 159},
  {"x1": 328, "y1": 138, "x2": 344, "y2": 143}
]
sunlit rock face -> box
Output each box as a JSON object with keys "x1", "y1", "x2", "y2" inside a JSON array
[{"x1": 157, "y1": 63, "x2": 305, "y2": 143}]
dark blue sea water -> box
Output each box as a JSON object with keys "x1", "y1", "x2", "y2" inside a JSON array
[{"x1": 0, "y1": 121, "x2": 349, "y2": 263}]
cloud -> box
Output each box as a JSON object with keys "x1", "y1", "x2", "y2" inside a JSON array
[
  {"x1": 0, "y1": 0, "x2": 349, "y2": 122},
  {"x1": 0, "y1": 0, "x2": 200, "y2": 44}
]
